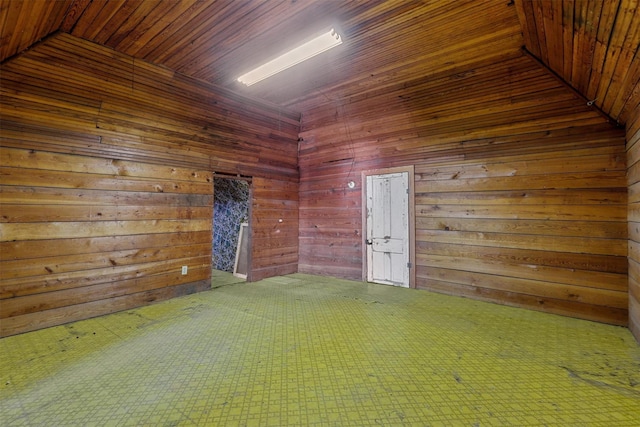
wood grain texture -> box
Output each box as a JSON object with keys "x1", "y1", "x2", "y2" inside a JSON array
[
  {"x1": 1, "y1": 1, "x2": 637, "y2": 127},
  {"x1": 0, "y1": 147, "x2": 213, "y2": 337},
  {"x1": 298, "y1": 54, "x2": 628, "y2": 326},
  {"x1": 249, "y1": 177, "x2": 299, "y2": 281},
  {"x1": 0, "y1": 280, "x2": 210, "y2": 336},
  {"x1": 1, "y1": 3, "x2": 636, "y2": 338},
  {"x1": 0, "y1": 0, "x2": 73, "y2": 60},
  {"x1": 0, "y1": 33, "x2": 300, "y2": 177},
  {"x1": 627, "y1": 106, "x2": 640, "y2": 342},
  {"x1": 0, "y1": 33, "x2": 300, "y2": 336},
  {"x1": 515, "y1": 0, "x2": 640, "y2": 126}
]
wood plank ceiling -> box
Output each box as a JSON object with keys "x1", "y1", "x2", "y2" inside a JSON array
[
  {"x1": 0, "y1": 0, "x2": 639, "y2": 126},
  {"x1": 516, "y1": 0, "x2": 640, "y2": 126}
]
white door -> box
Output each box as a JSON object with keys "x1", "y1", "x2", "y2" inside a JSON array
[{"x1": 366, "y1": 172, "x2": 409, "y2": 287}]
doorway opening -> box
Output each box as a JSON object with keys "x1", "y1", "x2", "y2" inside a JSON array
[
  {"x1": 212, "y1": 177, "x2": 250, "y2": 283},
  {"x1": 361, "y1": 166, "x2": 415, "y2": 288}
]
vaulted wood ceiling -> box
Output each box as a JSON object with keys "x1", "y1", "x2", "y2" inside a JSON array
[{"x1": 1, "y1": 0, "x2": 638, "y2": 126}]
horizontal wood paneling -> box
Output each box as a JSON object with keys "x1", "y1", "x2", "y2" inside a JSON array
[
  {"x1": 250, "y1": 177, "x2": 299, "y2": 281},
  {"x1": 2, "y1": 1, "x2": 637, "y2": 129},
  {"x1": 299, "y1": 169, "x2": 362, "y2": 280},
  {"x1": 0, "y1": 148, "x2": 213, "y2": 336},
  {"x1": 515, "y1": 0, "x2": 640, "y2": 125},
  {"x1": 627, "y1": 104, "x2": 640, "y2": 342},
  {"x1": 298, "y1": 54, "x2": 628, "y2": 325},
  {"x1": 0, "y1": 33, "x2": 300, "y2": 177},
  {"x1": 0, "y1": 0, "x2": 74, "y2": 61},
  {"x1": 0, "y1": 33, "x2": 300, "y2": 336},
  {"x1": 0, "y1": 280, "x2": 210, "y2": 337}
]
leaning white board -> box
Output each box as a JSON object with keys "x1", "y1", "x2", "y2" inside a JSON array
[{"x1": 233, "y1": 222, "x2": 249, "y2": 279}]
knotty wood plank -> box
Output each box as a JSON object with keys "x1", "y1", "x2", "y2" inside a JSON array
[
  {"x1": 1, "y1": 167, "x2": 213, "y2": 194},
  {"x1": 1, "y1": 219, "x2": 211, "y2": 242},
  {"x1": 115, "y1": 0, "x2": 199, "y2": 55},
  {"x1": 0, "y1": 280, "x2": 210, "y2": 337},
  {"x1": 3, "y1": 243, "x2": 211, "y2": 280},
  {"x1": 628, "y1": 107, "x2": 640, "y2": 342},
  {"x1": 0, "y1": 205, "x2": 211, "y2": 223},
  {"x1": 422, "y1": 265, "x2": 627, "y2": 309},
  {"x1": 417, "y1": 273, "x2": 627, "y2": 326},
  {"x1": 417, "y1": 217, "x2": 626, "y2": 239},
  {"x1": 418, "y1": 253, "x2": 626, "y2": 293},
  {"x1": 1, "y1": 255, "x2": 211, "y2": 299},
  {"x1": 1, "y1": 33, "x2": 300, "y2": 179},
  {"x1": 298, "y1": 50, "x2": 626, "y2": 325},
  {"x1": 0, "y1": 185, "x2": 213, "y2": 206},
  {"x1": 0, "y1": 231, "x2": 212, "y2": 261},
  {"x1": 418, "y1": 241, "x2": 626, "y2": 275},
  {"x1": 560, "y1": 0, "x2": 575, "y2": 78}
]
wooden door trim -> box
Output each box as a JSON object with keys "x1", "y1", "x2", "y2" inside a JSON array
[{"x1": 361, "y1": 165, "x2": 416, "y2": 288}]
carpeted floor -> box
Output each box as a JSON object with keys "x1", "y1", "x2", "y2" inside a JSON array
[{"x1": 1, "y1": 273, "x2": 639, "y2": 426}]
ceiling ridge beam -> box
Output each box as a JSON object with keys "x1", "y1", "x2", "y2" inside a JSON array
[{"x1": 521, "y1": 47, "x2": 623, "y2": 128}]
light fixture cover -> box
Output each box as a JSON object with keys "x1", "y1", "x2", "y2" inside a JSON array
[{"x1": 238, "y1": 28, "x2": 343, "y2": 86}]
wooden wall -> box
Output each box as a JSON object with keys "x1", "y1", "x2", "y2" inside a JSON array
[
  {"x1": 0, "y1": 148, "x2": 212, "y2": 336},
  {"x1": 627, "y1": 105, "x2": 640, "y2": 341},
  {"x1": 298, "y1": 54, "x2": 628, "y2": 325},
  {"x1": 250, "y1": 177, "x2": 299, "y2": 282},
  {"x1": 0, "y1": 33, "x2": 300, "y2": 336}
]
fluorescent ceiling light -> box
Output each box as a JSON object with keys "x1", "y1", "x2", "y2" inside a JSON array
[{"x1": 237, "y1": 28, "x2": 343, "y2": 86}]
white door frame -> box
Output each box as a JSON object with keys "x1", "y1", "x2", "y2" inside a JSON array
[{"x1": 361, "y1": 165, "x2": 416, "y2": 288}]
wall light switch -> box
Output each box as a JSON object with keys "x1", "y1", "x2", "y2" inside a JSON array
[{"x1": 181, "y1": 266, "x2": 188, "y2": 275}]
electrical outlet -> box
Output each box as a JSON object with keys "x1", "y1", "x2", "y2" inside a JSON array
[{"x1": 181, "y1": 266, "x2": 188, "y2": 275}]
